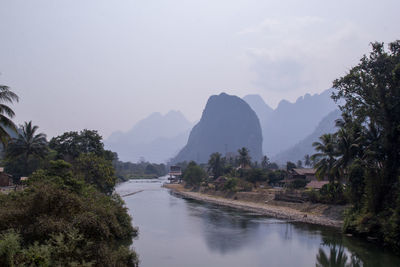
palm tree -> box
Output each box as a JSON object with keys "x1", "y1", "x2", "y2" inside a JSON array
[
  {"x1": 238, "y1": 147, "x2": 251, "y2": 168},
  {"x1": 316, "y1": 245, "x2": 351, "y2": 267},
  {"x1": 208, "y1": 152, "x2": 224, "y2": 179},
  {"x1": 261, "y1": 155, "x2": 270, "y2": 170},
  {"x1": 0, "y1": 85, "x2": 19, "y2": 146},
  {"x1": 304, "y1": 154, "x2": 311, "y2": 167},
  {"x1": 311, "y1": 134, "x2": 338, "y2": 183},
  {"x1": 7, "y1": 121, "x2": 48, "y2": 174}
]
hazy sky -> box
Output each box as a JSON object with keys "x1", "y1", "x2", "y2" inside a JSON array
[{"x1": 0, "y1": 0, "x2": 399, "y2": 138}]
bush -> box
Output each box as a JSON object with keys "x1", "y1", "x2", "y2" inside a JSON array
[
  {"x1": 290, "y1": 179, "x2": 307, "y2": 189},
  {"x1": 183, "y1": 161, "x2": 207, "y2": 187},
  {"x1": 224, "y1": 178, "x2": 239, "y2": 192},
  {"x1": 307, "y1": 183, "x2": 347, "y2": 205},
  {"x1": 0, "y1": 162, "x2": 138, "y2": 266}
]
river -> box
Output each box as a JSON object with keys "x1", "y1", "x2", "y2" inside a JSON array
[{"x1": 116, "y1": 177, "x2": 400, "y2": 267}]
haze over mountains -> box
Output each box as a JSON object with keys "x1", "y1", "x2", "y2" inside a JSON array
[
  {"x1": 173, "y1": 93, "x2": 263, "y2": 163},
  {"x1": 105, "y1": 111, "x2": 193, "y2": 163},
  {"x1": 243, "y1": 89, "x2": 337, "y2": 158},
  {"x1": 271, "y1": 109, "x2": 341, "y2": 164},
  {"x1": 106, "y1": 89, "x2": 339, "y2": 165}
]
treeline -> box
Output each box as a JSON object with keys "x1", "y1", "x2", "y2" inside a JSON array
[
  {"x1": 310, "y1": 41, "x2": 400, "y2": 252},
  {"x1": 113, "y1": 159, "x2": 167, "y2": 180},
  {"x1": 176, "y1": 147, "x2": 286, "y2": 192},
  {"x1": 0, "y1": 126, "x2": 139, "y2": 265}
]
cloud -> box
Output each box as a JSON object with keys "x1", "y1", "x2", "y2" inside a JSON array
[{"x1": 238, "y1": 16, "x2": 370, "y2": 93}]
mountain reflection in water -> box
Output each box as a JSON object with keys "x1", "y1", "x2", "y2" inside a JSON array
[{"x1": 117, "y1": 179, "x2": 400, "y2": 267}]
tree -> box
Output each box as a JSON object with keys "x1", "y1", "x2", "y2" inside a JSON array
[
  {"x1": 330, "y1": 40, "x2": 400, "y2": 251},
  {"x1": 238, "y1": 147, "x2": 251, "y2": 168},
  {"x1": 0, "y1": 160, "x2": 138, "y2": 266},
  {"x1": 207, "y1": 152, "x2": 225, "y2": 179},
  {"x1": 49, "y1": 130, "x2": 105, "y2": 161},
  {"x1": 286, "y1": 161, "x2": 296, "y2": 171},
  {"x1": 311, "y1": 134, "x2": 338, "y2": 182},
  {"x1": 75, "y1": 153, "x2": 117, "y2": 195},
  {"x1": 183, "y1": 161, "x2": 207, "y2": 187},
  {"x1": 304, "y1": 154, "x2": 311, "y2": 167},
  {"x1": 261, "y1": 155, "x2": 270, "y2": 170},
  {"x1": 0, "y1": 85, "x2": 19, "y2": 147},
  {"x1": 332, "y1": 41, "x2": 400, "y2": 207},
  {"x1": 6, "y1": 121, "x2": 48, "y2": 177},
  {"x1": 296, "y1": 160, "x2": 303, "y2": 168}
]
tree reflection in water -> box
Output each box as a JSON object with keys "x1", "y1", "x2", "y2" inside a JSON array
[
  {"x1": 185, "y1": 200, "x2": 264, "y2": 254},
  {"x1": 316, "y1": 245, "x2": 362, "y2": 267}
]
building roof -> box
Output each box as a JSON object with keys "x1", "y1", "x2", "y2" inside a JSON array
[
  {"x1": 306, "y1": 180, "x2": 329, "y2": 189},
  {"x1": 291, "y1": 168, "x2": 316, "y2": 176}
]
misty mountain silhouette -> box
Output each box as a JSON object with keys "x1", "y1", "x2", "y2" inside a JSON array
[
  {"x1": 105, "y1": 111, "x2": 193, "y2": 163},
  {"x1": 244, "y1": 89, "x2": 337, "y2": 158},
  {"x1": 173, "y1": 93, "x2": 263, "y2": 163},
  {"x1": 271, "y1": 109, "x2": 341, "y2": 164}
]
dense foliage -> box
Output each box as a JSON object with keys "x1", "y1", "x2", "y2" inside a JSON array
[
  {"x1": 311, "y1": 41, "x2": 400, "y2": 252},
  {"x1": 0, "y1": 160, "x2": 138, "y2": 266},
  {"x1": 1, "y1": 127, "x2": 140, "y2": 266},
  {"x1": 183, "y1": 161, "x2": 207, "y2": 187},
  {"x1": 49, "y1": 130, "x2": 107, "y2": 161},
  {"x1": 113, "y1": 159, "x2": 167, "y2": 180}
]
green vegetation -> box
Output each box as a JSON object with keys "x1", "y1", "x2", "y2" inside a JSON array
[
  {"x1": 0, "y1": 160, "x2": 138, "y2": 266},
  {"x1": 113, "y1": 159, "x2": 167, "y2": 180},
  {"x1": 0, "y1": 89, "x2": 139, "y2": 266},
  {"x1": 311, "y1": 40, "x2": 400, "y2": 252},
  {"x1": 183, "y1": 161, "x2": 207, "y2": 187},
  {"x1": 207, "y1": 152, "x2": 224, "y2": 179},
  {"x1": 179, "y1": 147, "x2": 284, "y2": 192},
  {"x1": 5, "y1": 121, "x2": 48, "y2": 180},
  {"x1": 0, "y1": 84, "x2": 18, "y2": 146}
]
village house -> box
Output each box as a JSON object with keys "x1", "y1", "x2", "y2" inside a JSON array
[
  {"x1": 288, "y1": 168, "x2": 318, "y2": 180},
  {"x1": 168, "y1": 166, "x2": 182, "y2": 183}
]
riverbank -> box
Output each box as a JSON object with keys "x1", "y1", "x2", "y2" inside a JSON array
[{"x1": 164, "y1": 184, "x2": 344, "y2": 228}]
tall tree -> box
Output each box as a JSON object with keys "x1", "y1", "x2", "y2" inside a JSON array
[
  {"x1": 6, "y1": 121, "x2": 48, "y2": 176},
  {"x1": 208, "y1": 152, "x2": 224, "y2": 179},
  {"x1": 261, "y1": 155, "x2": 270, "y2": 170},
  {"x1": 303, "y1": 154, "x2": 311, "y2": 167},
  {"x1": 332, "y1": 40, "x2": 400, "y2": 210},
  {"x1": 0, "y1": 85, "x2": 19, "y2": 147},
  {"x1": 49, "y1": 129, "x2": 105, "y2": 161},
  {"x1": 238, "y1": 147, "x2": 251, "y2": 168},
  {"x1": 311, "y1": 134, "x2": 338, "y2": 182}
]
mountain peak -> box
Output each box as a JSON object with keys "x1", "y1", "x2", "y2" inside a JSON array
[{"x1": 173, "y1": 93, "x2": 263, "y2": 163}]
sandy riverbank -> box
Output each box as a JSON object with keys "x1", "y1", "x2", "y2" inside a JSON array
[{"x1": 164, "y1": 184, "x2": 344, "y2": 228}]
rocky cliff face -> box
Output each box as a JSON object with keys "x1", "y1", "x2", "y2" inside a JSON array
[{"x1": 173, "y1": 93, "x2": 263, "y2": 163}]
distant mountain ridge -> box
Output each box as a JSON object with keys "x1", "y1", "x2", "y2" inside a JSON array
[
  {"x1": 243, "y1": 89, "x2": 337, "y2": 158},
  {"x1": 271, "y1": 109, "x2": 341, "y2": 164},
  {"x1": 105, "y1": 111, "x2": 193, "y2": 163},
  {"x1": 173, "y1": 93, "x2": 263, "y2": 163}
]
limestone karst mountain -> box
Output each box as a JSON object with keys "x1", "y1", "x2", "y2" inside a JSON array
[{"x1": 173, "y1": 93, "x2": 263, "y2": 163}]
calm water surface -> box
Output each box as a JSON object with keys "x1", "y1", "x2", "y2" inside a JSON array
[{"x1": 116, "y1": 177, "x2": 400, "y2": 267}]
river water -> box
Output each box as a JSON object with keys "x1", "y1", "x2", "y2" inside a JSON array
[{"x1": 116, "y1": 177, "x2": 400, "y2": 267}]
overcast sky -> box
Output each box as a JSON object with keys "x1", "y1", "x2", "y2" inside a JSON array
[{"x1": 0, "y1": 0, "x2": 399, "y2": 138}]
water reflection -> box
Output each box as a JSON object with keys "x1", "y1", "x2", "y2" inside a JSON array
[
  {"x1": 316, "y1": 245, "x2": 362, "y2": 267},
  {"x1": 185, "y1": 200, "x2": 263, "y2": 254},
  {"x1": 118, "y1": 181, "x2": 400, "y2": 267}
]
